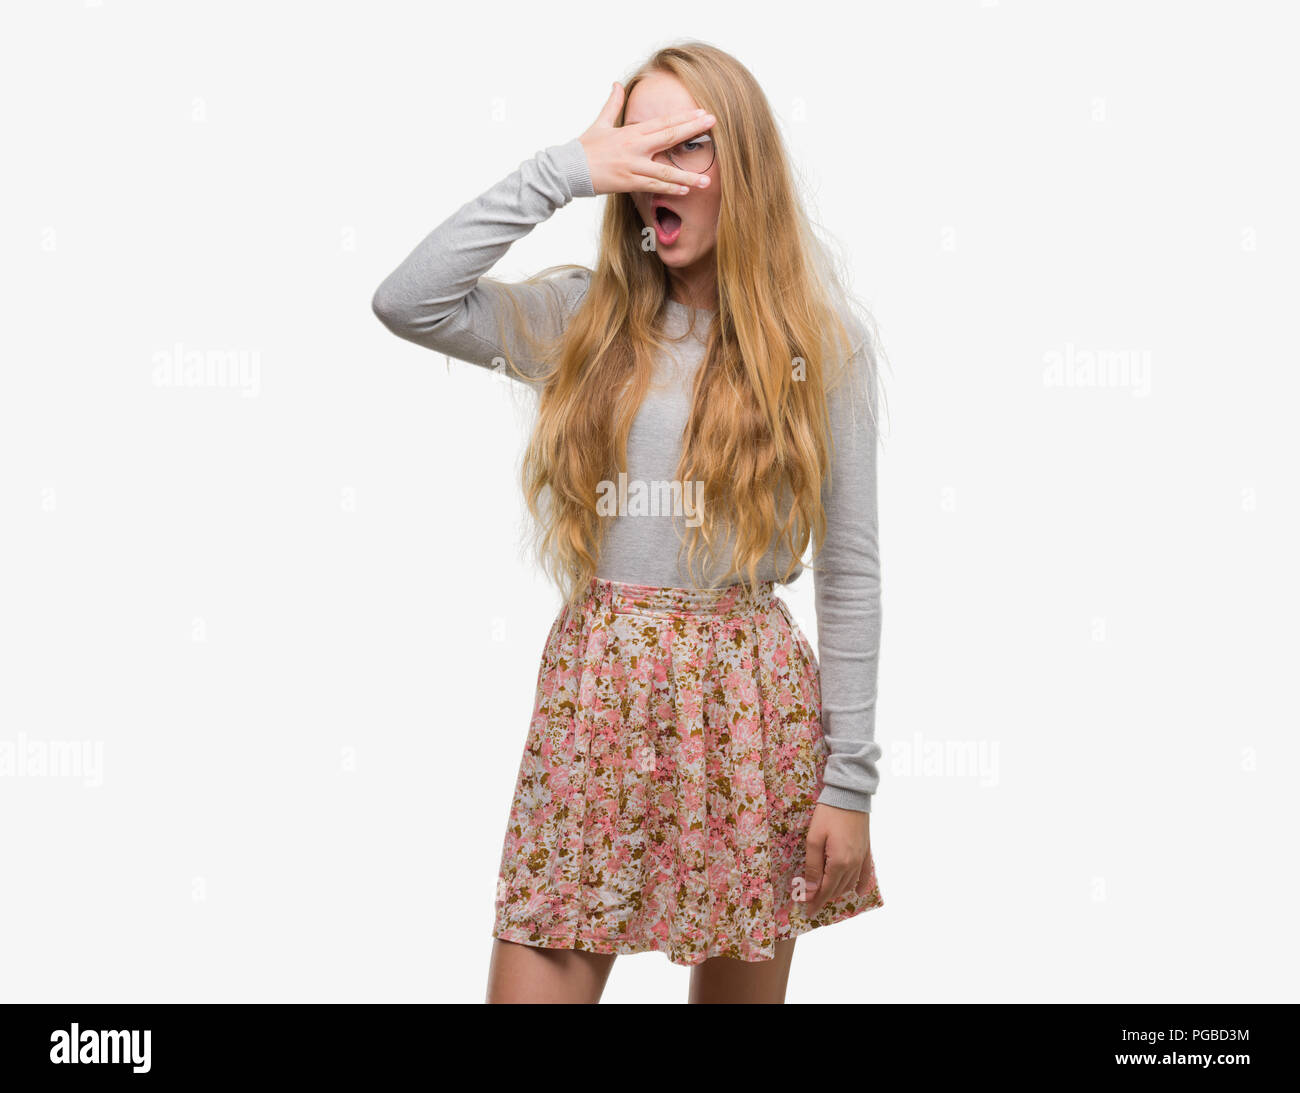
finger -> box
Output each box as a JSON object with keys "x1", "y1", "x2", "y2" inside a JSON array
[
  {"x1": 627, "y1": 106, "x2": 710, "y2": 135},
  {"x1": 830, "y1": 863, "x2": 854, "y2": 904},
  {"x1": 594, "y1": 81, "x2": 625, "y2": 128},
  {"x1": 855, "y1": 855, "x2": 875, "y2": 898},
  {"x1": 628, "y1": 158, "x2": 708, "y2": 191},
  {"x1": 619, "y1": 174, "x2": 693, "y2": 196},
  {"x1": 801, "y1": 833, "x2": 827, "y2": 909},
  {"x1": 811, "y1": 863, "x2": 851, "y2": 914},
  {"x1": 640, "y1": 112, "x2": 716, "y2": 153},
  {"x1": 837, "y1": 862, "x2": 857, "y2": 904}
]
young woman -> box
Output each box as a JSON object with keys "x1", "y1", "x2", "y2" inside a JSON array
[{"x1": 372, "y1": 41, "x2": 885, "y2": 1005}]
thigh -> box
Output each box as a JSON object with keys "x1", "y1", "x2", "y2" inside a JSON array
[
  {"x1": 486, "y1": 939, "x2": 616, "y2": 1004},
  {"x1": 688, "y1": 938, "x2": 797, "y2": 1004}
]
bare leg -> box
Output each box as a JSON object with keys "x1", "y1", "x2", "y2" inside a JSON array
[
  {"x1": 687, "y1": 938, "x2": 796, "y2": 1004},
  {"x1": 486, "y1": 939, "x2": 616, "y2": 1004}
]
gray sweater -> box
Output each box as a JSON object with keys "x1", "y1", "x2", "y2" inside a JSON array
[{"x1": 372, "y1": 138, "x2": 882, "y2": 813}]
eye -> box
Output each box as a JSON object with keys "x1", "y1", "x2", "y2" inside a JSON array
[{"x1": 679, "y1": 134, "x2": 713, "y2": 153}]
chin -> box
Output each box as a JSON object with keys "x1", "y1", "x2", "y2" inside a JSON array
[{"x1": 659, "y1": 246, "x2": 702, "y2": 268}]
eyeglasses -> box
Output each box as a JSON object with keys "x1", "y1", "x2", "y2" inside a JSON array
[{"x1": 662, "y1": 133, "x2": 715, "y2": 175}]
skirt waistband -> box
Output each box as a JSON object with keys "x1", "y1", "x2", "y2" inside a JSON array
[{"x1": 587, "y1": 576, "x2": 776, "y2": 618}]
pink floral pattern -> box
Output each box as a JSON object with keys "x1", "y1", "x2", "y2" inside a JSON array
[{"x1": 492, "y1": 576, "x2": 883, "y2": 966}]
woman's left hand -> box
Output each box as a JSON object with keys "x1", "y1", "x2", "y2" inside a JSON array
[{"x1": 801, "y1": 803, "x2": 872, "y2": 915}]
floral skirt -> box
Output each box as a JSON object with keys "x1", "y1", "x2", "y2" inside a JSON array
[{"x1": 491, "y1": 576, "x2": 883, "y2": 967}]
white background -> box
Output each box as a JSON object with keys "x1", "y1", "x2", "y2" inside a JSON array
[{"x1": 2, "y1": 0, "x2": 1296, "y2": 1004}]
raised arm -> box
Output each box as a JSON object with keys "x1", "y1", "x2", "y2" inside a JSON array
[
  {"x1": 372, "y1": 85, "x2": 718, "y2": 382},
  {"x1": 813, "y1": 336, "x2": 884, "y2": 813},
  {"x1": 370, "y1": 139, "x2": 595, "y2": 379}
]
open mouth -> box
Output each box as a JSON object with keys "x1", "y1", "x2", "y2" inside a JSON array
[{"x1": 653, "y1": 202, "x2": 683, "y2": 246}]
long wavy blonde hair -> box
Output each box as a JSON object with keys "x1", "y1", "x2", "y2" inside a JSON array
[{"x1": 489, "y1": 42, "x2": 883, "y2": 604}]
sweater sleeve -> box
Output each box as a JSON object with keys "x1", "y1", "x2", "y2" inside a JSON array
[
  {"x1": 370, "y1": 137, "x2": 595, "y2": 380},
  {"x1": 813, "y1": 338, "x2": 884, "y2": 812}
]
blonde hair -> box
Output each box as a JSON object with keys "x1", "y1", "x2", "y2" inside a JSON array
[{"x1": 489, "y1": 41, "x2": 885, "y2": 604}]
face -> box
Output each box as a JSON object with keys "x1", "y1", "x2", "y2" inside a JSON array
[{"x1": 623, "y1": 72, "x2": 722, "y2": 280}]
